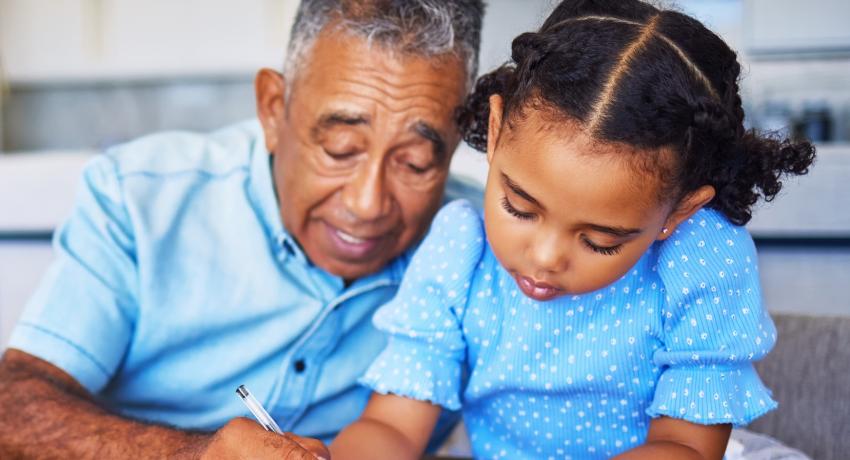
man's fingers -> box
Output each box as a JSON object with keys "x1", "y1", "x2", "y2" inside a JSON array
[
  {"x1": 284, "y1": 433, "x2": 331, "y2": 460},
  {"x1": 204, "y1": 418, "x2": 328, "y2": 460}
]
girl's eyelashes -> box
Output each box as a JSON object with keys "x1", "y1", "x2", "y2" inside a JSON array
[
  {"x1": 500, "y1": 194, "x2": 623, "y2": 255},
  {"x1": 581, "y1": 236, "x2": 623, "y2": 256},
  {"x1": 501, "y1": 196, "x2": 536, "y2": 221}
]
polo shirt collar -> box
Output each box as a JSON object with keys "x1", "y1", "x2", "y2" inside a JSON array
[{"x1": 246, "y1": 124, "x2": 299, "y2": 259}]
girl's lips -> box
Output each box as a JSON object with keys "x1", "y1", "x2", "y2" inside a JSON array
[{"x1": 514, "y1": 274, "x2": 563, "y2": 301}]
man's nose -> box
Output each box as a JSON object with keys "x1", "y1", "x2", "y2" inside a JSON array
[
  {"x1": 340, "y1": 156, "x2": 393, "y2": 222},
  {"x1": 528, "y1": 229, "x2": 568, "y2": 274}
]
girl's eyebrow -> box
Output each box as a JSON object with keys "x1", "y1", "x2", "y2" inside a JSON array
[
  {"x1": 585, "y1": 224, "x2": 642, "y2": 238},
  {"x1": 502, "y1": 173, "x2": 543, "y2": 209},
  {"x1": 501, "y1": 172, "x2": 641, "y2": 236}
]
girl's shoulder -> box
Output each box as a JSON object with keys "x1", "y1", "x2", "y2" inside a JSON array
[
  {"x1": 657, "y1": 207, "x2": 756, "y2": 263},
  {"x1": 426, "y1": 199, "x2": 486, "y2": 245},
  {"x1": 435, "y1": 198, "x2": 484, "y2": 225},
  {"x1": 653, "y1": 207, "x2": 760, "y2": 302},
  {"x1": 404, "y1": 199, "x2": 488, "y2": 284}
]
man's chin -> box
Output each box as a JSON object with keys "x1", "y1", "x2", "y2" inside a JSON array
[{"x1": 320, "y1": 257, "x2": 390, "y2": 282}]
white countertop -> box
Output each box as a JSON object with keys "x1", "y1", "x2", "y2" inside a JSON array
[
  {"x1": 0, "y1": 150, "x2": 93, "y2": 232},
  {"x1": 746, "y1": 143, "x2": 850, "y2": 237}
]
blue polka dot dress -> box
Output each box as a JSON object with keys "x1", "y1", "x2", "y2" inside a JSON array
[{"x1": 361, "y1": 200, "x2": 777, "y2": 460}]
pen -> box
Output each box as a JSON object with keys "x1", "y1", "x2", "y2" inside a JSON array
[{"x1": 236, "y1": 384, "x2": 283, "y2": 434}]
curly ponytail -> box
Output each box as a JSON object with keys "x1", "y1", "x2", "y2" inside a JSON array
[
  {"x1": 674, "y1": 61, "x2": 816, "y2": 225},
  {"x1": 456, "y1": 65, "x2": 516, "y2": 152},
  {"x1": 712, "y1": 133, "x2": 815, "y2": 225}
]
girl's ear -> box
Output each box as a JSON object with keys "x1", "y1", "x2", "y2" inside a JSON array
[
  {"x1": 658, "y1": 185, "x2": 716, "y2": 240},
  {"x1": 486, "y1": 94, "x2": 505, "y2": 164}
]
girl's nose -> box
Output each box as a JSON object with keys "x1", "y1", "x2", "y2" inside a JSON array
[{"x1": 528, "y1": 229, "x2": 569, "y2": 274}]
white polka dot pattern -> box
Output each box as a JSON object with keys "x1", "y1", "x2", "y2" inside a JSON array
[{"x1": 360, "y1": 200, "x2": 777, "y2": 459}]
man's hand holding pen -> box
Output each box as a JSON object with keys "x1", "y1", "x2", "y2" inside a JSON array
[
  {"x1": 195, "y1": 417, "x2": 329, "y2": 460},
  {"x1": 188, "y1": 385, "x2": 331, "y2": 460}
]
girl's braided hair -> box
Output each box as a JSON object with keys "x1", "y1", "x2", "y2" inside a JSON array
[{"x1": 457, "y1": 0, "x2": 815, "y2": 225}]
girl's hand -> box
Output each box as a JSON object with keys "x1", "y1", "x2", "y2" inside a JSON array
[
  {"x1": 330, "y1": 393, "x2": 442, "y2": 460},
  {"x1": 613, "y1": 416, "x2": 732, "y2": 460}
]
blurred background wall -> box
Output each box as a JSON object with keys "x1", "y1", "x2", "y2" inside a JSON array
[{"x1": 1, "y1": 0, "x2": 849, "y2": 346}]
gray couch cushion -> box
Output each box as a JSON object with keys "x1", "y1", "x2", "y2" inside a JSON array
[{"x1": 750, "y1": 313, "x2": 850, "y2": 460}]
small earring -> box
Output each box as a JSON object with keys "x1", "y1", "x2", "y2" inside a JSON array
[{"x1": 662, "y1": 227, "x2": 669, "y2": 234}]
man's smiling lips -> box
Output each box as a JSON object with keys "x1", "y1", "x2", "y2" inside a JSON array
[
  {"x1": 514, "y1": 274, "x2": 564, "y2": 301},
  {"x1": 323, "y1": 221, "x2": 391, "y2": 260}
]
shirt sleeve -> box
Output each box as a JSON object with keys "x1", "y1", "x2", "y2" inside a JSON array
[
  {"x1": 359, "y1": 199, "x2": 485, "y2": 410},
  {"x1": 8, "y1": 153, "x2": 138, "y2": 393},
  {"x1": 647, "y1": 209, "x2": 777, "y2": 427}
]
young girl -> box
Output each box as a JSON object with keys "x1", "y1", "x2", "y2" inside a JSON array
[{"x1": 332, "y1": 1, "x2": 814, "y2": 459}]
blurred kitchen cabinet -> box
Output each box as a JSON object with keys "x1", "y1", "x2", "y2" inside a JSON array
[
  {"x1": 744, "y1": 0, "x2": 850, "y2": 58},
  {"x1": 0, "y1": 0, "x2": 92, "y2": 82},
  {"x1": 0, "y1": 0, "x2": 296, "y2": 83}
]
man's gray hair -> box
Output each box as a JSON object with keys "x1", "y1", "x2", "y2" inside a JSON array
[{"x1": 284, "y1": 0, "x2": 485, "y2": 90}]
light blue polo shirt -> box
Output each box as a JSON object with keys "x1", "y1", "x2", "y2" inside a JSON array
[{"x1": 9, "y1": 120, "x2": 480, "y2": 441}]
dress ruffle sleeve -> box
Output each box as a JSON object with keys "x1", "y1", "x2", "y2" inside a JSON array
[
  {"x1": 360, "y1": 200, "x2": 485, "y2": 410},
  {"x1": 648, "y1": 209, "x2": 777, "y2": 426}
]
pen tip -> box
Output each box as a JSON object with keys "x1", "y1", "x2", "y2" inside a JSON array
[{"x1": 236, "y1": 385, "x2": 249, "y2": 398}]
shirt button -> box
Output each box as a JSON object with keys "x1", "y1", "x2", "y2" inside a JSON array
[{"x1": 294, "y1": 359, "x2": 306, "y2": 373}]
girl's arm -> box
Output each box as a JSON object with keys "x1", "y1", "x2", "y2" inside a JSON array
[
  {"x1": 330, "y1": 393, "x2": 443, "y2": 460},
  {"x1": 614, "y1": 417, "x2": 731, "y2": 460}
]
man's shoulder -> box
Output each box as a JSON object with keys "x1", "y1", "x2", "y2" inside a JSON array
[
  {"x1": 103, "y1": 119, "x2": 263, "y2": 179},
  {"x1": 425, "y1": 199, "x2": 486, "y2": 256}
]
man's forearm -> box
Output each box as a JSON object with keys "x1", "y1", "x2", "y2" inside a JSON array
[{"x1": 0, "y1": 350, "x2": 208, "y2": 459}]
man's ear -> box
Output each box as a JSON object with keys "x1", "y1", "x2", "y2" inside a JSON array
[
  {"x1": 658, "y1": 185, "x2": 716, "y2": 240},
  {"x1": 255, "y1": 68, "x2": 288, "y2": 154},
  {"x1": 486, "y1": 94, "x2": 505, "y2": 164}
]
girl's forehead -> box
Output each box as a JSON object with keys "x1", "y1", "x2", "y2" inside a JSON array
[
  {"x1": 496, "y1": 113, "x2": 671, "y2": 220},
  {"x1": 504, "y1": 107, "x2": 656, "y2": 158}
]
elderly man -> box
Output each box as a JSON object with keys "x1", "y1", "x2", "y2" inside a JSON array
[{"x1": 0, "y1": 1, "x2": 484, "y2": 458}]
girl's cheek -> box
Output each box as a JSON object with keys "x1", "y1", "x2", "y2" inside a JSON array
[{"x1": 488, "y1": 215, "x2": 524, "y2": 266}]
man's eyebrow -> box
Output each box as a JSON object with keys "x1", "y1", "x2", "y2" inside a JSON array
[
  {"x1": 586, "y1": 223, "x2": 642, "y2": 237},
  {"x1": 502, "y1": 173, "x2": 542, "y2": 209},
  {"x1": 412, "y1": 121, "x2": 447, "y2": 164},
  {"x1": 311, "y1": 111, "x2": 370, "y2": 140}
]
